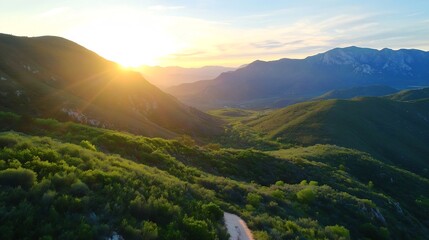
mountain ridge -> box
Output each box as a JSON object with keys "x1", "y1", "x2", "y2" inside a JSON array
[
  {"x1": 167, "y1": 46, "x2": 429, "y2": 109},
  {"x1": 0, "y1": 33, "x2": 223, "y2": 137}
]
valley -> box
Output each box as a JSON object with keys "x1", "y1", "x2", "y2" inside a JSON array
[{"x1": 0, "y1": 33, "x2": 428, "y2": 240}]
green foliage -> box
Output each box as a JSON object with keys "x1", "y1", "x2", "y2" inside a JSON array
[
  {"x1": 0, "y1": 168, "x2": 36, "y2": 189},
  {"x1": 359, "y1": 223, "x2": 390, "y2": 240},
  {"x1": 275, "y1": 180, "x2": 284, "y2": 186},
  {"x1": 253, "y1": 231, "x2": 270, "y2": 240},
  {"x1": 324, "y1": 225, "x2": 350, "y2": 240},
  {"x1": 182, "y1": 216, "x2": 213, "y2": 240},
  {"x1": 202, "y1": 203, "x2": 223, "y2": 221},
  {"x1": 296, "y1": 188, "x2": 316, "y2": 204},
  {"x1": 177, "y1": 135, "x2": 196, "y2": 147},
  {"x1": 141, "y1": 221, "x2": 158, "y2": 240},
  {"x1": 0, "y1": 112, "x2": 428, "y2": 239},
  {"x1": 247, "y1": 193, "x2": 263, "y2": 207},
  {"x1": 80, "y1": 140, "x2": 96, "y2": 151},
  {"x1": 368, "y1": 180, "x2": 374, "y2": 189},
  {"x1": 248, "y1": 97, "x2": 429, "y2": 178}
]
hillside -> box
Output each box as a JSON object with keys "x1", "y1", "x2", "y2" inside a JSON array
[
  {"x1": 386, "y1": 87, "x2": 429, "y2": 101},
  {"x1": 167, "y1": 47, "x2": 429, "y2": 109},
  {"x1": 315, "y1": 85, "x2": 398, "y2": 100},
  {"x1": 138, "y1": 65, "x2": 234, "y2": 89},
  {"x1": 247, "y1": 97, "x2": 429, "y2": 178},
  {"x1": 0, "y1": 33, "x2": 222, "y2": 137},
  {"x1": 0, "y1": 112, "x2": 428, "y2": 239}
]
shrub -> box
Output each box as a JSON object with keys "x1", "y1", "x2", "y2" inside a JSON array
[
  {"x1": 309, "y1": 181, "x2": 318, "y2": 186},
  {"x1": 271, "y1": 189, "x2": 284, "y2": 199},
  {"x1": 275, "y1": 180, "x2": 285, "y2": 186},
  {"x1": 253, "y1": 231, "x2": 270, "y2": 240},
  {"x1": 325, "y1": 225, "x2": 350, "y2": 240},
  {"x1": 205, "y1": 143, "x2": 221, "y2": 151},
  {"x1": 141, "y1": 221, "x2": 158, "y2": 240},
  {"x1": 0, "y1": 168, "x2": 37, "y2": 189},
  {"x1": 182, "y1": 216, "x2": 212, "y2": 240},
  {"x1": 80, "y1": 140, "x2": 97, "y2": 151},
  {"x1": 247, "y1": 192, "x2": 263, "y2": 207},
  {"x1": 70, "y1": 180, "x2": 90, "y2": 197},
  {"x1": 202, "y1": 202, "x2": 223, "y2": 221},
  {"x1": 296, "y1": 188, "x2": 315, "y2": 203}
]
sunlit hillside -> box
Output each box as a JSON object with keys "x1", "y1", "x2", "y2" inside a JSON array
[{"x1": 1, "y1": 1, "x2": 429, "y2": 239}]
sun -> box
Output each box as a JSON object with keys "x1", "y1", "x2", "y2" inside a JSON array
[{"x1": 66, "y1": 18, "x2": 181, "y2": 68}]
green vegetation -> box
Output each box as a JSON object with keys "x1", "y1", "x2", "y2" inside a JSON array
[
  {"x1": 247, "y1": 97, "x2": 429, "y2": 178},
  {"x1": 2, "y1": 33, "x2": 429, "y2": 240},
  {"x1": 0, "y1": 112, "x2": 428, "y2": 239},
  {"x1": 0, "y1": 33, "x2": 223, "y2": 138},
  {"x1": 385, "y1": 87, "x2": 429, "y2": 102}
]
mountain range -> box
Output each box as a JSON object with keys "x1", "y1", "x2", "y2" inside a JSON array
[
  {"x1": 0, "y1": 33, "x2": 222, "y2": 137},
  {"x1": 138, "y1": 65, "x2": 234, "y2": 89},
  {"x1": 1, "y1": 32, "x2": 429, "y2": 239},
  {"x1": 167, "y1": 46, "x2": 429, "y2": 109}
]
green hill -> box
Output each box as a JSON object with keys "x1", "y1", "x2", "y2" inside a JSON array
[
  {"x1": 247, "y1": 97, "x2": 429, "y2": 178},
  {"x1": 0, "y1": 112, "x2": 428, "y2": 239},
  {"x1": 386, "y1": 87, "x2": 429, "y2": 101},
  {"x1": 1, "y1": 33, "x2": 429, "y2": 240},
  {"x1": 0, "y1": 33, "x2": 222, "y2": 138},
  {"x1": 315, "y1": 85, "x2": 398, "y2": 100}
]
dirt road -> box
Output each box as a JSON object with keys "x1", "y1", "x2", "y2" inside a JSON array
[{"x1": 224, "y1": 212, "x2": 254, "y2": 240}]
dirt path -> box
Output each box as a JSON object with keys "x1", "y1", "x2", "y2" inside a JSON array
[{"x1": 224, "y1": 212, "x2": 254, "y2": 240}]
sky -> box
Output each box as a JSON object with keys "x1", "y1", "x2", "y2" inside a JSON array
[{"x1": 1, "y1": 0, "x2": 429, "y2": 67}]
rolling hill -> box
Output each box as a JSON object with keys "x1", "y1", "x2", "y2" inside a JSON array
[
  {"x1": 1, "y1": 111, "x2": 428, "y2": 239},
  {"x1": 167, "y1": 47, "x2": 429, "y2": 109},
  {"x1": 315, "y1": 85, "x2": 398, "y2": 100},
  {"x1": 386, "y1": 87, "x2": 429, "y2": 101},
  {"x1": 247, "y1": 97, "x2": 429, "y2": 178},
  {"x1": 0, "y1": 33, "x2": 222, "y2": 137}
]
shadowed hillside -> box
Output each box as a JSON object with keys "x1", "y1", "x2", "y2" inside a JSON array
[{"x1": 0, "y1": 33, "x2": 222, "y2": 138}]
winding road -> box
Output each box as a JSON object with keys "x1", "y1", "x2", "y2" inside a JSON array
[{"x1": 224, "y1": 212, "x2": 254, "y2": 240}]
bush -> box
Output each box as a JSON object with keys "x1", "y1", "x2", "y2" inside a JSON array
[
  {"x1": 182, "y1": 216, "x2": 212, "y2": 239},
  {"x1": 253, "y1": 231, "x2": 270, "y2": 240},
  {"x1": 0, "y1": 168, "x2": 37, "y2": 189},
  {"x1": 296, "y1": 188, "x2": 315, "y2": 203},
  {"x1": 141, "y1": 221, "x2": 158, "y2": 240},
  {"x1": 202, "y1": 202, "x2": 223, "y2": 221},
  {"x1": 247, "y1": 193, "x2": 263, "y2": 207},
  {"x1": 325, "y1": 225, "x2": 350, "y2": 240},
  {"x1": 70, "y1": 180, "x2": 90, "y2": 197},
  {"x1": 204, "y1": 143, "x2": 221, "y2": 151},
  {"x1": 80, "y1": 140, "x2": 97, "y2": 151}
]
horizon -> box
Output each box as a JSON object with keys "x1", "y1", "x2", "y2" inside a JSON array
[{"x1": 1, "y1": 1, "x2": 429, "y2": 67}]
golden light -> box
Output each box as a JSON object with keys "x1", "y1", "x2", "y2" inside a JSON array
[{"x1": 65, "y1": 14, "x2": 182, "y2": 67}]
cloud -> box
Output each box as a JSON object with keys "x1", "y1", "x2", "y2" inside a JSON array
[
  {"x1": 251, "y1": 40, "x2": 285, "y2": 49},
  {"x1": 169, "y1": 50, "x2": 206, "y2": 57},
  {"x1": 38, "y1": 7, "x2": 69, "y2": 18},
  {"x1": 148, "y1": 5, "x2": 185, "y2": 11},
  {"x1": 251, "y1": 40, "x2": 305, "y2": 49}
]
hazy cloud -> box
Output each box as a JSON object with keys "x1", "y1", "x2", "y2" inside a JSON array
[
  {"x1": 148, "y1": 5, "x2": 185, "y2": 11},
  {"x1": 38, "y1": 7, "x2": 69, "y2": 18}
]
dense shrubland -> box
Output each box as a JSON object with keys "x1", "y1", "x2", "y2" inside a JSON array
[{"x1": 0, "y1": 112, "x2": 428, "y2": 239}]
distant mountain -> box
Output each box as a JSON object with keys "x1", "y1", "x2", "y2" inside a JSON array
[
  {"x1": 386, "y1": 87, "x2": 429, "y2": 102},
  {"x1": 167, "y1": 46, "x2": 429, "y2": 109},
  {"x1": 247, "y1": 97, "x2": 429, "y2": 178},
  {"x1": 138, "y1": 65, "x2": 234, "y2": 89},
  {"x1": 0, "y1": 33, "x2": 222, "y2": 137},
  {"x1": 315, "y1": 85, "x2": 398, "y2": 100}
]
